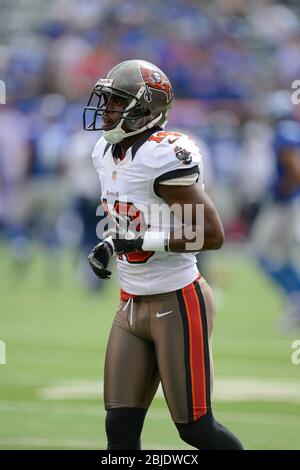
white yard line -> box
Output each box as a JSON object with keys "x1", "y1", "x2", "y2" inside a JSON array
[
  {"x1": 38, "y1": 377, "x2": 300, "y2": 403},
  {"x1": 40, "y1": 380, "x2": 103, "y2": 400},
  {"x1": 1, "y1": 376, "x2": 300, "y2": 450},
  {"x1": 213, "y1": 377, "x2": 300, "y2": 403}
]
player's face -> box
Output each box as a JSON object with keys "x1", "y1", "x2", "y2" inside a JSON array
[{"x1": 102, "y1": 94, "x2": 128, "y2": 130}]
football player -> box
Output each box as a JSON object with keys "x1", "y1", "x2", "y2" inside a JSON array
[
  {"x1": 252, "y1": 92, "x2": 300, "y2": 331},
  {"x1": 84, "y1": 60, "x2": 243, "y2": 450}
]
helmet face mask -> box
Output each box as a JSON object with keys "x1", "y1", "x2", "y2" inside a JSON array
[
  {"x1": 83, "y1": 82, "x2": 146, "y2": 131},
  {"x1": 83, "y1": 60, "x2": 173, "y2": 143}
]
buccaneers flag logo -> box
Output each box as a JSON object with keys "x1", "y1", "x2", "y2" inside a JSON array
[
  {"x1": 174, "y1": 146, "x2": 192, "y2": 165},
  {"x1": 140, "y1": 66, "x2": 172, "y2": 103}
]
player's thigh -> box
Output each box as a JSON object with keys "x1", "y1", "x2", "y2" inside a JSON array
[
  {"x1": 104, "y1": 320, "x2": 159, "y2": 410},
  {"x1": 151, "y1": 277, "x2": 215, "y2": 424}
]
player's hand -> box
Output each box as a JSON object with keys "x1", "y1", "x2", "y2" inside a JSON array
[
  {"x1": 88, "y1": 240, "x2": 114, "y2": 279},
  {"x1": 103, "y1": 228, "x2": 144, "y2": 254}
]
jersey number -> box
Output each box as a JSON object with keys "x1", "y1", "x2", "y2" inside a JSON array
[
  {"x1": 102, "y1": 199, "x2": 154, "y2": 264},
  {"x1": 148, "y1": 131, "x2": 183, "y2": 144}
]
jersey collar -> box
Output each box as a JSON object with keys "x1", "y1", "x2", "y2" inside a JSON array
[{"x1": 103, "y1": 125, "x2": 163, "y2": 163}]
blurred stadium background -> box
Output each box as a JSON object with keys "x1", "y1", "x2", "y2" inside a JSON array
[{"x1": 0, "y1": 0, "x2": 300, "y2": 450}]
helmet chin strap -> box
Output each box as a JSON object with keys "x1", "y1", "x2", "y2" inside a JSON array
[{"x1": 103, "y1": 113, "x2": 162, "y2": 144}]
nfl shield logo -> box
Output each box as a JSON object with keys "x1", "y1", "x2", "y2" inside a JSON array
[{"x1": 112, "y1": 170, "x2": 117, "y2": 180}]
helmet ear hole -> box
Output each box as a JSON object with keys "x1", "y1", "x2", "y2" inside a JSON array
[{"x1": 128, "y1": 105, "x2": 149, "y2": 119}]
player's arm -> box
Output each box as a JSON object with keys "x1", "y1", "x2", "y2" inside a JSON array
[
  {"x1": 278, "y1": 148, "x2": 300, "y2": 196},
  {"x1": 89, "y1": 182, "x2": 224, "y2": 269},
  {"x1": 158, "y1": 182, "x2": 225, "y2": 252}
]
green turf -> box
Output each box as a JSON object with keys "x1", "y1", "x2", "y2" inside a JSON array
[{"x1": 0, "y1": 244, "x2": 299, "y2": 449}]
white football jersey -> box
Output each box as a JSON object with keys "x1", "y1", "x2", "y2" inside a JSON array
[{"x1": 91, "y1": 127, "x2": 203, "y2": 295}]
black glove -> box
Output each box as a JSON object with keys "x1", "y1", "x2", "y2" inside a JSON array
[
  {"x1": 88, "y1": 240, "x2": 114, "y2": 279},
  {"x1": 88, "y1": 230, "x2": 144, "y2": 279},
  {"x1": 113, "y1": 230, "x2": 144, "y2": 254}
]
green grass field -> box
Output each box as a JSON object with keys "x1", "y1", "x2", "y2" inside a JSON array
[{"x1": 0, "y1": 244, "x2": 300, "y2": 450}]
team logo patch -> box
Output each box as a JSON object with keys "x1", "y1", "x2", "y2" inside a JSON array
[
  {"x1": 141, "y1": 67, "x2": 172, "y2": 102},
  {"x1": 144, "y1": 84, "x2": 152, "y2": 102},
  {"x1": 174, "y1": 146, "x2": 192, "y2": 165}
]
